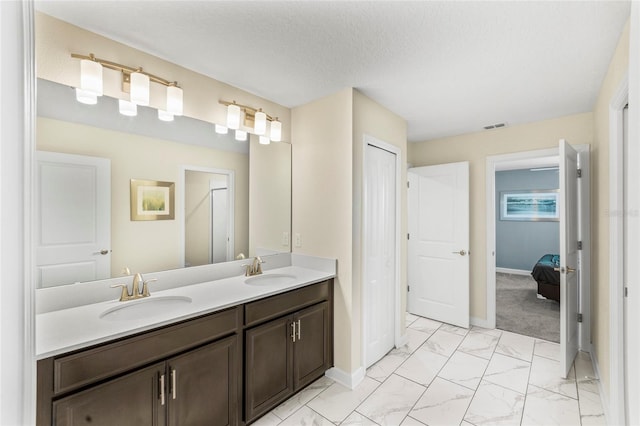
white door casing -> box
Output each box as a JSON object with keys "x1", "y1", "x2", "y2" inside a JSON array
[
  {"x1": 559, "y1": 139, "x2": 580, "y2": 378},
  {"x1": 36, "y1": 151, "x2": 111, "y2": 288},
  {"x1": 408, "y1": 162, "x2": 470, "y2": 328},
  {"x1": 363, "y1": 142, "x2": 397, "y2": 367}
]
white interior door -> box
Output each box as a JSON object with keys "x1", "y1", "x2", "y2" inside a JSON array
[
  {"x1": 559, "y1": 139, "x2": 580, "y2": 377},
  {"x1": 36, "y1": 151, "x2": 110, "y2": 288},
  {"x1": 408, "y1": 162, "x2": 469, "y2": 328},
  {"x1": 364, "y1": 143, "x2": 397, "y2": 367},
  {"x1": 623, "y1": 106, "x2": 630, "y2": 417},
  {"x1": 210, "y1": 181, "x2": 229, "y2": 263}
]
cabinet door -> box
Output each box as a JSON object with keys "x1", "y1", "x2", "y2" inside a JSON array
[
  {"x1": 167, "y1": 335, "x2": 239, "y2": 426},
  {"x1": 245, "y1": 315, "x2": 294, "y2": 422},
  {"x1": 293, "y1": 302, "x2": 330, "y2": 390},
  {"x1": 53, "y1": 362, "x2": 166, "y2": 426}
]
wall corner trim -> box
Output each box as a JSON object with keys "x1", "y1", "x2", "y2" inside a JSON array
[{"x1": 325, "y1": 366, "x2": 365, "y2": 390}]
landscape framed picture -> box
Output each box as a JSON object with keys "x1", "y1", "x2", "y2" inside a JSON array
[
  {"x1": 500, "y1": 190, "x2": 559, "y2": 221},
  {"x1": 130, "y1": 179, "x2": 175, "y2": 221}
]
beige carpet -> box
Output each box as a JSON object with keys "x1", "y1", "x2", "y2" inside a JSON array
[{"x1": 496, "y1": 272, "x2": 560, "y2": 343}]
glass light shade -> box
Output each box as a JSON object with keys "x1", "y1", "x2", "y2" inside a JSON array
[
  {"x1": 259, "y1": 135, "x2": 270, "y2": 145},
  {"x1": 254, "y1": 111, "x2": 267, "y2": 135},
  {"x1": 227, "y1": 104, "x2": 241, "y2": 130},
  {"x1": 118, "y1": 99, "x2": 137, "y2": 116},
  {"x1": 130, "y1": 72, "x2": 150, "y2": 106},
  {"x1": 270, "y1": 119, "x2": 282, "y2": 142},
  {"x1": 75, "y1": 88, "x2": 98, "y2": 105},
  {"x1": 215, "y1": 124, "x2": 228, "y2": 134},
  {"x1": 80, "y1": 59, "x2": 103, "y2": 96},
  {"x1": 158, "y1": 109, "x2": 174, "y2": 122},
  {"x1": 166, "y1": 85, "x2": 183, "y2": 116},
  {"x1": 234, "y1": 129, "x2": 247, "y2": 141}
]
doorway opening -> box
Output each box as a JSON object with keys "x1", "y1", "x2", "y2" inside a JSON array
[
  {"x1": 486, "y1": 145, "x2": 591, "y2": 357},
  {"x1": 180, "y1": 166, "x2": 235, "y2": 267},
  {"x1": 494, "y1": 163, "x2": 560, "y2": 342}
]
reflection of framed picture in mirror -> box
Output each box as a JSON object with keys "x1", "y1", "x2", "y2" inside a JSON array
[{"x1": 130, "y1": 179, "x2": 175, "y2": 221}]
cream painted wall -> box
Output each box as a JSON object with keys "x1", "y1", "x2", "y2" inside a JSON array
[
  {"x1": 292, "y1": 88, "x2": 354, "y2": 373},
  {"x1": 409, "y1": 113, "x2": 594, "y2": 321},
  {"x1": 292, "y1": 88, "x2": 408, "y2": 377},
  {"x1": 37, "y1": 117, "x2": 249, "y2": 278},
  {"x1": 352, "y1": 90, "x2": 408, "y2": 368},
  {"x1": 249, "y1": 135, "x2": 292, "y2": 255},
  {"x1": 592, "y1": 20, "x2": 630, "y2": 400},
  {"x1": 35, "y1": 12, "x2": 291, "y2": 142}
]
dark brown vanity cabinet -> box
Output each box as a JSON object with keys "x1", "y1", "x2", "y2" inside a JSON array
[
  {"x1": 244, "y1": 281, "x2": 333, "y2": 423},
  {"x1": 37, "y1": 279, "x2": 334, "y2": 426},
  {"x1": 38, "y1": 307, "x2": 241, "y2": 426}
]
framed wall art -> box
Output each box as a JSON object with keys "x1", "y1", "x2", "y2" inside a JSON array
[
  {"x1": 130, "y1": 179, "x2": 175, "y2": 221},
  {"x1": 500, "y1": 190, "x2": 559, "y2": 221}
]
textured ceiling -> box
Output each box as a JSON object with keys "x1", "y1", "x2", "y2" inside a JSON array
[{"x1": 35, "y1": 1, "x2": 631, "y2": 142}]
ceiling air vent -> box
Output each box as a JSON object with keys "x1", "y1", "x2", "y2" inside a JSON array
[{"x1": 483, "y1": 123, "x2": 507, "y2": 130}]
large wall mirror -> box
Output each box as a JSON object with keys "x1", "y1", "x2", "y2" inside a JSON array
[{"x1": 35, "y1": 12, "x2": 292, "y2": 288}]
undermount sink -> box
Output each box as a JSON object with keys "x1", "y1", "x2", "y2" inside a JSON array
[
  {"x1": 99, "y1": 296, "x2": 193, "y2": 321},
  {"x1": 244, "y1": 273, "x2": 297, "y2": 286}
]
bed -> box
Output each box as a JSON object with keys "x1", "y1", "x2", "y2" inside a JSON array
[{"x1": 531, "y1": 254, "x2": 560, "y2": 302}]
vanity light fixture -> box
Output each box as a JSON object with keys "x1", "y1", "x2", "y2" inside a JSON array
[
  {"x1": 71, "y1": 52, "x2": 183, "y2": 120},
  {"x1": 130, "y1": 69, "x2": 150, "y2": 106},
  {"x1": 75, "y1": 88, "x2": 98, "y2": 105},
  {"x1": 235, "y1": 129, "x2": 248, "y2": 142},
  {"x1": 166, "y1": 84, "x2": 183, "y2": 116},
  {"x1": 270, "y1": 119, "x2": 282, "y2": 142},
  {"x1": 219, "y1": 100, "x2": 282, "y2": 141},
  {"x1": 157, "y1": 109, "x2": 174, "y2": 122},
  {"x1": 119, "y1": 99, "x2": 137, "y2": 117},
  {"x1": 79, "y1": 55, "x2": 103, "y2": 96},
  {"x1": 254, "y1": 110, "x2": 267, "y2": 135},
  {"x1": 215, "y1": 124, "x2": 228, "y2": 134},
  {"x1": 259, "y1": 135, "x2": 270, "y2": 145},
  {"x1": 227, "y1": 102, "x2": 242, "y2": 130}
]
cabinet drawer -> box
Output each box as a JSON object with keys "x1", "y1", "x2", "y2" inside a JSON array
[
  {"x1": 244, "y1": 281, "x2": 329, "y2": 327},
  {"x1": 53, "y1": 307, "x2": 240, "y2": 396}
]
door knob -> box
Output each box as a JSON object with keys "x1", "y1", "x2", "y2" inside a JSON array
[
  {"x1": 566, "y1": 266, "x2": 576, "y2": 273},
  {"x1": 451, "y1": 250, "x2": 467, "y2": 256},
  {"x1": 93, "y1": 249, "x2": 110, "y2": 255}
]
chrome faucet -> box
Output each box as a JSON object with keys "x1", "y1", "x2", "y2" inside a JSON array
[
  {"x1": 243, "y1": 256, "x2": 265, "y2": 277},
  {"x1": 111, "y1": 273, "x2": 157, "y2": 301}
]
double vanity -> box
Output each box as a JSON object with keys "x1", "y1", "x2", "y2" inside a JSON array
[{"x1": 36, "y1": 254, "x2": 336, "y2": 426}]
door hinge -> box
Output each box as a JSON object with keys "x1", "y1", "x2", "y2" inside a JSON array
[
  {"x1": 577, "y1": 241, "x2": 583, "y2": 250},
  {"x1": 577, "y1": 313, "x2": 583, "y2": 323},
  {"x1": 577, "y1": 169, "x2": 582, "y2": 178},
  {"x1": 407, "y1": 233, "x2": 410, "y2": 240},
  {"x1": 407, "y1": 181, "x2": 410, "y2": 188},
  {"x1": 625, "y1": 287, "x2": 628, "y2": 297},
  {"x1": 407, "y1": 285, "x2": 410, "y2": 292}
]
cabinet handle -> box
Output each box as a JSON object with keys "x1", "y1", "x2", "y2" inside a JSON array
[
  {"x1": 297, "y1": 319, "x2": 301, "y2": 340},
  {"x1": 291, "y1": 322, "x2": 296, "y2": 342},
  {"x1": 159, "y1": 374, "x2": 165, "y2": 406},
  {"x1": 171, "y1": 369, "x2": 177, "y2": 400}
]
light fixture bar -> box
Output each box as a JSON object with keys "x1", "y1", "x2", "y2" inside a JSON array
[
  {"x1": 71, "y1": 53, "x2": 179, "y2": 88},
  {"x1": 218, "y1": 100, "x2": 276, "y2": 122}
]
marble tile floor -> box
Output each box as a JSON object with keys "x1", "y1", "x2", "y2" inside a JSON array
[{"x1": 252, "y1": 312, "x2": 606, "y2": 426}]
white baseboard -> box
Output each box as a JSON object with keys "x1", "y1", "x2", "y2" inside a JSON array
[
  {"x1": 590, "y1": 344, "x2": 611, "y2": 426},
  {"x1": 395, "y1": 333, "x2": 409, "y2": 349},
  {"x1": 325, "y1": 366, "x2": 365, "y2": 390},
  {"x1": 496, "y1": 267, "x2": 531, "y2": 276}
]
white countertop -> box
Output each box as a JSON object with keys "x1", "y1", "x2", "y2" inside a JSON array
[{"x1": 37, "y1": 264, "x2": 334, "y2": 359}]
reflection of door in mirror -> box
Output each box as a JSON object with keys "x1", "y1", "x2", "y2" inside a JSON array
[
  {"x1": 36, "y1": 151, "x2": 111, "y2": 288},
  {"x1": 184, "y1": 169, "x2": 234, "y2": 267}
]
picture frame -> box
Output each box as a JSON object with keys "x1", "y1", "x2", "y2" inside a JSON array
[
  {"x1": 500, "y1": 190, "x2": 559, "y2": 222},
  {"x1": 130, "y1": 179, "x2": 175, "y2": 221}
]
